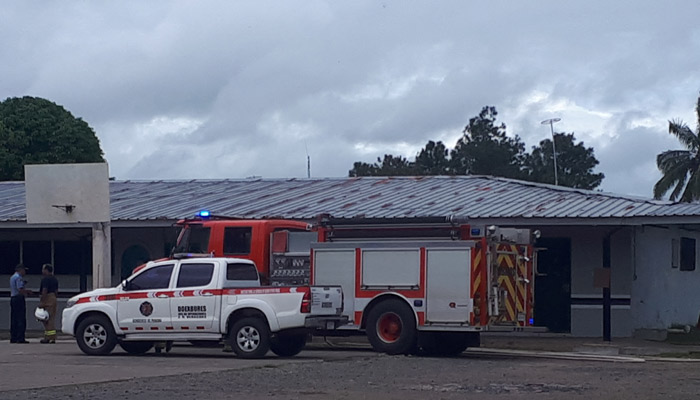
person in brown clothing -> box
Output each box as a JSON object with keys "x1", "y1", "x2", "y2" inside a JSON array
[{"x1": 39, "y1": 264, "x2": 59, "y2": 344}]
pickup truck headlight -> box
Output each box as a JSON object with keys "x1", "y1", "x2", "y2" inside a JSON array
[{"x1": 65, "y1": 298, "x2": 77, "y2": 309}]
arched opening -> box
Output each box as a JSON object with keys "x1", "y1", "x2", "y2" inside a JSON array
[{"x1": 121, "y1": 245, "x2": 150, "y2": 280}]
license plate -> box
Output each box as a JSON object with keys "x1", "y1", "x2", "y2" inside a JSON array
[{"x1": 322, "y1": 302, "x2": 332, "y2": 308}]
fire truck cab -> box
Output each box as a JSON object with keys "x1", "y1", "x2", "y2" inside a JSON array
[{"x1": 173, "y1": 216, "x2": 311, "y2": 283}]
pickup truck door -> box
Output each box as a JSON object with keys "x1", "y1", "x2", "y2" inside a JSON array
[
  {"x1": 117, "y1": 264, "x2": 174, "y2": 332},
  {"x1": 170, "y1": 261, "x2": 219, "y2": 332}
]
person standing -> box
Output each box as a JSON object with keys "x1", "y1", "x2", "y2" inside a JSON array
[
  {"x1": 9, "y1": 264, "x2": 31, "y2": 343},
  {"x1": 39, "y1": 264, "x2": 59, "y2": 344}
]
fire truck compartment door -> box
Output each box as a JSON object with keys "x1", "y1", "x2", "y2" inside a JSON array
[
  {"x1": 313, "y1": 249, "x2": 356, "y2": 320},
  {"x1": 426, "y1": 248, "x2": 472, "y2": 323},
  {"x1": 362, "y1": 249, "x2": 420, "y2": 287}
]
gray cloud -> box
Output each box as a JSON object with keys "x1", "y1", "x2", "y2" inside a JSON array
[{"x1": 1, "y1": 1, "x2": 699, "y2": 198}]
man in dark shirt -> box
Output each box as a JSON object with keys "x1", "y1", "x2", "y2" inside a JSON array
[{"x1": 39, "y1": 264, "x2": 59, "y2": 344}]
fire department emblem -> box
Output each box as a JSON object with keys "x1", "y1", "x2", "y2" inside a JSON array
[{"x1": 139, "y1": 301, "x2": 154, "y2": 317}]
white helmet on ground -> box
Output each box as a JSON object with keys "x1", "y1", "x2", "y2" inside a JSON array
[{"x1": 35, "y1": 307, "x2": 49, "y2": 322}]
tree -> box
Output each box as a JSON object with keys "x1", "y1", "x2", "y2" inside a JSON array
[
  {"x1": 524, "y1": 133, "x2": 604, "y2": 190},
  {"x1": 415, "y1": 140, "x2": 451, "y2": 175},
  {"x1": 449, "y1": 106, "x2": 526, "y2": 179},
  {"x1": 347, "y1": 105, "x2": 605, "y2": 190},
  {"x1": 653, "y1": 95, "x2": 700, "y2": 202},
  {"x1": 0, "y1": 96, "x2": 104, "y2": 181},
  {"x1": 349, "y1": 154, "x2": 416, "y2": 177}
]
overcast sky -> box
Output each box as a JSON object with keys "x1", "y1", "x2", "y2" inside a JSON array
[{"x1": 2, "y1": 1, "x2": 699, "y2": 197}]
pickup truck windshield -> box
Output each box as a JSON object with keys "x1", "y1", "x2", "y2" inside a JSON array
[{"x1": 174, "y1": 225, "x2": 211, "y2": 254}]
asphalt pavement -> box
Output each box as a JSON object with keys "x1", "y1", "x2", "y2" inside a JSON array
[{"x1": 2, "y1": 339, "x2": 700, "y2": 400}]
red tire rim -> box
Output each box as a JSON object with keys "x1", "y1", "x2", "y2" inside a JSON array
[{"x1": 377, "y1": 312, "x2": 402, "y2": 343}]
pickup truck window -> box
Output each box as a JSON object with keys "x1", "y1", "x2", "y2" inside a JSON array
[
  {"x1": 227, "y1": 262, "x2": 258, "y2": 281},
  {"x1": 223, "y1": 227, "x2": 252, "y2": 255},
  {"x1": 177, "y1": 263, "x2": 215, "y2": 288},
  {"x1": 127, "y1": 264, "x2": 174, "y2": 290}
]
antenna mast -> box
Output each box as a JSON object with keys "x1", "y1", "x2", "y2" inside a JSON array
[{"x1": 305, "y1": 142, "x2": 311, "y2": 178}]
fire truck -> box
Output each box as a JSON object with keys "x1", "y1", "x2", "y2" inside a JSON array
[{"x1": 173, "y1": 213, "x2": 538, "y2": 356}]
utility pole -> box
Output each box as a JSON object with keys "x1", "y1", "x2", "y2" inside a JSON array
[
  {"x1": 541, "y1": 118, "x2": 561, "y2": 186},
  {"x1": 305, "y1": 142, "x2": 311, "y2": 178}
]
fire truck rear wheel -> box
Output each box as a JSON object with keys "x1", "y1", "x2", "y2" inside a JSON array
[
  {"x1": 366, "y1": 299, "x2": 417, "y2": 355},
  {"x1": 75, "y1": 315, "x2": 118, "y2": 356},
  {"x1": 229, "y1": 317, "x2": 271, "y2": 359},
  {"x1": 420, "y1": 332, "x2": 469, "y2": 357},
  {"x1": 270, "y1": 333, "x2": 307, "y2": 357},
  {"x1": 119, "y1": 341, "x2": 154, "y2": 355}
]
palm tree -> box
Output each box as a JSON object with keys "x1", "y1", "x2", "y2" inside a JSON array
[{"x1": 654, "y1": 95, "x2": 700, "y2": 202}]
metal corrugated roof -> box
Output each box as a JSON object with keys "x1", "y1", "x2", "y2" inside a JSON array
[{"x1": 1, "y1": 175, "x2": 700, "y2": 223}]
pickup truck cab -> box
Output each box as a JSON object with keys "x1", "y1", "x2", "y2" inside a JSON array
[{"x1": 62, "y1": 257, "x2": 346, "y2": 358}]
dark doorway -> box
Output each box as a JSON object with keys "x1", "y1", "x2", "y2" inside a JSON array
[
  {"x1": 121, "y1": 245, "x2": 150, "y2": 280},
  {"x1": 534, "y1": 237, "x2": 571, "y2": 332}
]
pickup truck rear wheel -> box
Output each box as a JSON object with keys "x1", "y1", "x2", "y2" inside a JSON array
[
  {"x1": 76, "y1": 315, "x2": 118, "y2": 356},
  {"x1": 270, "y1": 333, "x2": 307, "y2": 357},
  {"x1": 119, "y1": 341, "x2": 154, "y2": 355},
  {"x1": 366, "y1": 299, "x2": 417, "y2": 355},
  {"x1": 229, "y1": 317, "x2": 270, "y2": 359}
]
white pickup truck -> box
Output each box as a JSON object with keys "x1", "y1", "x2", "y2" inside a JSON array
[{"x1": 62, "y1": 257, "x2": 346, "y2": 358}]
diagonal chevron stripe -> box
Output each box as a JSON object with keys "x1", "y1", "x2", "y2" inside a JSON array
[
  {"x1": 504, "y1": 296, "x2": 516, "y2": 320},
  {"x1": 498, "y1": 275, "x2": 517, "y2": 303}
]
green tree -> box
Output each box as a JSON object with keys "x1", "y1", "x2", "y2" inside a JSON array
[
  {"x1": 415, "y1": 140, "x2": 451, "y2": 175},
  {"x1": 653, "y1": 95, "x2": 700, "y2": 202},
  {"x1": 524, "y1": 133, "x2": 604, "y2": 190},
  {"x1": 349, "y1": 154, "x2": 416, "y2": 177},
  {"x1": 0, "y1": 96, "x2": 104, "y2": 181},
  {"x1": 347, "y1": 106, "x2": 605, "y2": 190},
  {"x1": 450, "y1": 106, "x2": 526, "y2": 178}
]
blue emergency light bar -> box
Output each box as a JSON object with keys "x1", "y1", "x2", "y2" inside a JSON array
[{"x1": 197, "y1": 210, "x2": 211, "y2": 218}]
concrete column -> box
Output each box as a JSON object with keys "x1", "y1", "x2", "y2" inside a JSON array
[{"x1": 92, "y1": 222, "x2": 112, "y2": 289}]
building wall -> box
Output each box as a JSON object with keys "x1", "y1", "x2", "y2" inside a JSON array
[
  {"x1": 632, "y1": 226, "x2": 700, "y2": 333},
  {"x1": 539, "y1": 226, "x2": 634, "y2": 337}
]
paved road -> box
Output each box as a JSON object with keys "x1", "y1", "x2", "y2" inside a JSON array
[
  {"x1": 0, "y1": 339, "x2": 367, "y2": 391},
  {"x1": 2, "y1": 339, "x2": 700, "y2": 399}
]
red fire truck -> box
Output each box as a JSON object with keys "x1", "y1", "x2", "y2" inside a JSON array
[{"x1": 173, "y1": 213, "x2": 538, "y2": 356}]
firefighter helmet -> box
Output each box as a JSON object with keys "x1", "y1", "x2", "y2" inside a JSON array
[{"x1": 34, "y1": 307, "x2": 49, "y2": 322}]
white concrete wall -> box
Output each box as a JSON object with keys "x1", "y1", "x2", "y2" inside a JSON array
[{"x1": 631, "y1": 226, "x2": 700, "y2": 332}]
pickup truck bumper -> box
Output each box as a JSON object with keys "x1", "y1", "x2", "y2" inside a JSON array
[{"x1": 305, "y1": 315, "x2": 349, "y2": 330}]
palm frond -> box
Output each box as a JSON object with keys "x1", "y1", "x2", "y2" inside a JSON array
[
  {"x1": 654, "y1": 155, "x2": 691, "y2": 200},
  {"x1": 696, "y1": 95, "x2": 700, "y2": 134},
  {"x1": 657, "y1": 150, "x2": 692, "y2": 172},
  {"x1": 681, "y1": 168, "x2": 700, "y2": 202},
  {"x1": 654, "y1": 168, "x2": 687, "y2": 200},
  {"x1": 668, "y1": 120, "x2": 700, "y2": 151},
  {"x1": 670, "y1": 172, "x2": 688, "y2": 201}
]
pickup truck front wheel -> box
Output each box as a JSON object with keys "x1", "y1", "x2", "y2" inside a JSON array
[
  {"x1": 76, "y1": 315, "x2": 118, "y2": 356},
  {"x1": 270, "y1": 333, "x2": 307, "y2": 357},
  {"x1": 229, "y1": 317, "x2": 270, "y2": 359}
]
